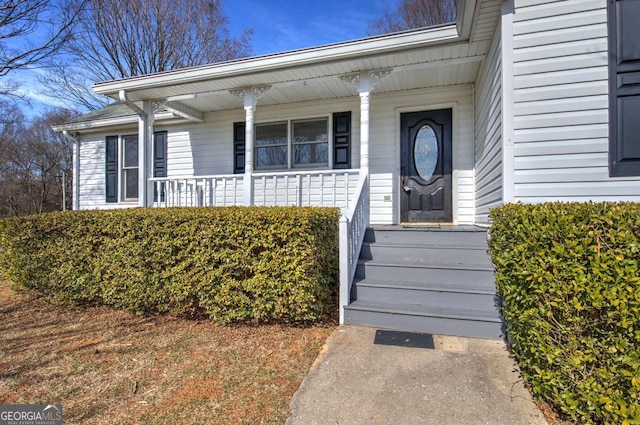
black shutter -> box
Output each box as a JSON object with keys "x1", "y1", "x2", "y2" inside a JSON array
[
  {"x1": 333, "y1": 111, "x2": 351, "y2": 169},
  {"x1": 153, "y1": 131, "x2": 168, "y2": 202},
  {"x1": 105, "y1": 136, "x2": 118, "y2": 203},
  {"x1": 609, "y1": 0, "x2": 640, "y2": 176},
  {"x1": 153, "y1": 131, "x2": 167, "y2": 177},
  {"x1": 233, "y1": 122, "x2": 245, "y2": 174}
]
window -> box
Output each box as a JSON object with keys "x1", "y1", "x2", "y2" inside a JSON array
[
  {"x1": 608, "y1": 0, "x2": 640, "y2": 176},
  {"x1": 234, "y1": 112, "x2": 350, "y2": 173},
  {"x1": 254, "y1": 118, "x2": 328, "y2": 170},
  {"x1": 256, "y1": 122, "x2": 288, "y2": 168},
  {"x1": 122, "y1": 134, "x2": 139, "y2": 200},
  {"x1": 293, "y1": 119, "x2": 329, "y2": 166},
  {"x1": 105, "y1": 132, "x2": 167, "y2": 203}
]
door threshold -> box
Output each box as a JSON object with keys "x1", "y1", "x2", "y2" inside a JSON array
[{"x1": 399, "y1": 222, "x2": 455, "y2": 226}]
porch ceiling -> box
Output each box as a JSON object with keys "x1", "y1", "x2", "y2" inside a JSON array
[{"x1": 118, "y1": 45, "x2": 487, "y2": 113}]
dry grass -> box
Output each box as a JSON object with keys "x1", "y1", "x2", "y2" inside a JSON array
[{"x1": 0, "y1": 282, "x2": 334, "y2": 424}]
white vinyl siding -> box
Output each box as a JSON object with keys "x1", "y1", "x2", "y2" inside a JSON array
[
  {"x1": 474, "y1": 23, "x2": 503, "y2": 224},
  {"x1": 512, "y1": 0, "x2": 640, "y2": 202},
  {"x1": 161, "y1": 108, "x2": 243, "y2": 178}
]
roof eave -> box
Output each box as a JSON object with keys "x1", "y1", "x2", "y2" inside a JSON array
[
  {"x1": 52, "y1": 111, "x2": 178, "y2": 133},
  {"x1": 93, "y1": 24, "x2": 461, "y2": 99}
]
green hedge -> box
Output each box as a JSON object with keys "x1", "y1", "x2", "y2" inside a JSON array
[
  {"x1": 489, "y1": 202, "x2": 640, "y2": 424},
  {"x1": 0, "y1": 206, "x2": 340, "y2": 324}
]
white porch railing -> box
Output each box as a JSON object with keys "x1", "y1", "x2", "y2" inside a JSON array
[
  {"x1": 149, "y1": 175, "x2": 243, "y2": 207},
  {"x1": 253, "y1": 169, "x2": 360, "y2": 209},
  {"x1": 338, "y1": 173, "x2": 368, "y2": 324},
  {"x1": 150, "y1": 169, "x2": 361, "y2": 209}
]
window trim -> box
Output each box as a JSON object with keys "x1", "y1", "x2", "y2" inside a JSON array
[
  {"x1": 121, "y1": 134, "x2": 139, "y2": 202},
  {"x1": 106, "y1": 132, "x2": 168, "y2": 204}
]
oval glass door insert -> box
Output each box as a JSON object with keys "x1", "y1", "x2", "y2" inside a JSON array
[{"x1": 414, "y1": 125, "x2": 438, "y2": 180}]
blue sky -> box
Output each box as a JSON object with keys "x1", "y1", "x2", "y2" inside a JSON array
[
  {"x1": 226, "y1": 0, "x2": 390, "y2": 55},
  {"x1": 12, "y1": 0, "x2": 393, "y2": 115}
]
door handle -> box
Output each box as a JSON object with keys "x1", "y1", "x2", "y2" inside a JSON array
[{"x1": 400, "y1": 167, "x2": 411, "y2": 192}]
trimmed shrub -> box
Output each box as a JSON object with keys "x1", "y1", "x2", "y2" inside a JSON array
[
  {"x1": 0, "y1": 206, "x2": 340, "y2": 324},
  {"x1": 489, "y1": 202, "x2": 640, "y2": 424}
]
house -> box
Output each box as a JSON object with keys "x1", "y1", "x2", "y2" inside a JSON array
[{"x1": 53, "y1": 0, "x2": 640, "y2": 339}]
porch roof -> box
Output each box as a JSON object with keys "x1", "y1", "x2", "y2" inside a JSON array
[{"x1": 56, "y1": 0, "x2": 501, "y2": 132}]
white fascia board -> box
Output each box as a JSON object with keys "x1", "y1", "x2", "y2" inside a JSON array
[
  {"x1": 457, "y1": 0, "x2": 478, "y2": 40},
  {"x1": 51, "y1": 111, "x2": 178, "y2": 133},
  {"x1": 93, "y1": 25, "x2": 461, "y2": 98}
]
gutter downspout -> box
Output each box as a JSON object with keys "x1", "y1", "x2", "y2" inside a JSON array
[
  {"x1": 62, "y1": 131, "x2": 80, "y2": 211},
  {"x1": 120, "y1": 90, "x2": 153, "y2": 207}
]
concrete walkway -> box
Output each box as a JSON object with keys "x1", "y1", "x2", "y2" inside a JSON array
[{"x1": 287, "y1": 325, "x2": 548, "y2": 425}]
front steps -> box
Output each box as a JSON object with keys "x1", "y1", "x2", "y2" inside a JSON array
[{"x1": 343, "y1": 226, "x2": 503, "y2": 340}]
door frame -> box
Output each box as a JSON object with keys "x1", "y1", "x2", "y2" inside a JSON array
[{"x1": 394, "y1": 103, "x2": 459, "y2": 224}]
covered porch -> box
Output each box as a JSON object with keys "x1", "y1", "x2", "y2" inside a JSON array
[{"x1": 55, "y1": 0, "x2": 503, "y2": 329}]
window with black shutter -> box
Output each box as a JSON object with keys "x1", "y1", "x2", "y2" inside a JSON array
[
  {"x1": 608, "y1": 0, "x2": 640, "y2": 176},
  {"x1": 105, "y1": 133, "x2": 149, "y2": 203},
  {"x1": 233, "y1": 113, "x2": 351, "y2": 171}
]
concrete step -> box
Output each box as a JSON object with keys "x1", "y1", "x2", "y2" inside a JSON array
[
  {"x1": 344, "y1": 300, "x2": 503, "y2": 340},
  {"x1": 359, "y1": 243, "x2": 492, "y2": 268},
  {"x1": 351, "y1": 279, "x2": 497, "y2": 311}
]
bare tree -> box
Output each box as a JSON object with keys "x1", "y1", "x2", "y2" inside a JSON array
[
  {"x1": 367, "y1": 0, "x2": 457, "y2": 36},
  {"x1": 40, "y1": 0, "x2": 252, "y2": 110},
  {"x1": 0, "y1": 0, "x2": 87, "y2": 96},
  {"x1": 0, "y1": 102, "x2": 77, "y2": 216}
]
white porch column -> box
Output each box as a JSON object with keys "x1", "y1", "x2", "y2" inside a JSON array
[
  {"x1": 138, "y1": 100, "x2": 155, "y2": 207},
  {"x1": 359, "y1": 89, "x2": 371, "y2": 178},
  {"x1": 340, "y1": 69, "x2": 392, "y2": 178},
  {"x1": 243, "y1": 99, "x2": 255, "y2": 206},
  {"x1": 230, "y1": 85, "x2": 271, "y2": 206},
  {"x1": 119, "y1": 90, "x2": 155, "y2": 207}
]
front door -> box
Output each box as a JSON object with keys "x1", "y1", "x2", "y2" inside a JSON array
[{"x1": 400, "y1": 109, "x2": 452, "y2": 223}]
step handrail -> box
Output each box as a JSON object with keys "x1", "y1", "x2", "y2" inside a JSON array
[{"x1": 338, "y1": 173, "x2": 368, "y2": 324}]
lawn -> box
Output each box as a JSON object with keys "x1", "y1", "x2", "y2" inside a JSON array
[{"x1": 0, "y1": 281, "x2": 334, "y2": 424}]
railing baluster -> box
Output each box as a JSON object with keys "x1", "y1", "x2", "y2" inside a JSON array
[
  {"x1": 271, "y1": 175, "x2": 277, "y2": 206},
  {"x1": 296, "y1": 174, "x2": 302, "y2": 206},
  {"x1": 332, "y1": 173, "x2": 337, "y2": 206},
  {"x1": 231, "y1": 178, "x2": 236, "y2": 205},
  {"x1": 344, "y1": 172, "x2": 349, "y2": 209},
  {"x1": 319, "y1": 173, "x2": 324, "y2": 207},
  {"x1": 284, "y1": 175, "x2": 289, "y2": 206},
  {"x1": 222, "y1": 178, "x2": 227, "y2": 206}
]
